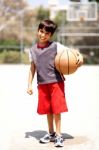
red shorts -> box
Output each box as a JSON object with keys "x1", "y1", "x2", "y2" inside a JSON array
[{"x1": 37, "y1": 81, "x2": 68, "y2": 114}]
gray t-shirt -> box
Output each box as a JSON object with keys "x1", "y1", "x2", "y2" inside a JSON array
[{"x1": 29, "y1": 41, "x2": 70, "y2": 84}]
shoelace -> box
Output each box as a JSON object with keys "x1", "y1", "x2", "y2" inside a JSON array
[
  {"x1": 44, "y1": 134, "x2": 50, "y2": 138},
  {"x1": 55, "y1": 136, "x2": 63, "y2": 143}
]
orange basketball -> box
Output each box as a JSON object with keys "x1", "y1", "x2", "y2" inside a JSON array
[{"x1": 55, "y1": 49, "x2": 82, "y2": 75}]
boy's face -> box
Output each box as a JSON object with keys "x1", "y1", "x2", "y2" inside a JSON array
[{"x1": 37, "y1": 28, "x2": 52, "y2": 44}]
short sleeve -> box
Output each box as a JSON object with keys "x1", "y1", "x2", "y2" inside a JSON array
[
  {"x1": 56, "y1": 42, "x2": 71, "y2": 53},
  {"x1": 29, "y1": 48, "x2": 34, "y2": 62}
]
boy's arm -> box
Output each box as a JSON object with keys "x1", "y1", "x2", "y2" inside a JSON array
[{"x1": 27, "y1": 62, "x2": 35, "y2": 95}]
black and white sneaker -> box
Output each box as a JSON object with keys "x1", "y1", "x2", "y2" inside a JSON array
[
  {"x1": 54, "y1": 135, "x2": 64, "y2": 147},
  {"x1": 39, "y1": 132, "x2": 55, "y2": 143}
]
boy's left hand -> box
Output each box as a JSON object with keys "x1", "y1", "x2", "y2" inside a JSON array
[{"x1": 75, "y1": 50, "x2": 83, "y2": 67}]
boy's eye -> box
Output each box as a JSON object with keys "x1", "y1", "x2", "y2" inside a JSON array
[
  {"x1": 40, "y1": 29, "x2": 43, "y2": 33},
  {"x1": 40, "y1": 29, "x2": 49, "y2": 35},
  {"x1": 45, "y1": 32, "x2": 49, "y2": 35}
]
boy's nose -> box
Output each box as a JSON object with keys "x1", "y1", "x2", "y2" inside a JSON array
[{"x1": 42, "y1": 33, "x2": 46, "y2": 37}]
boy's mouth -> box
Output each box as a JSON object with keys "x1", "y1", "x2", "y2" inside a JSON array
[{"x1": 40, "y1": 38, "x2": 46, "y2": 40}]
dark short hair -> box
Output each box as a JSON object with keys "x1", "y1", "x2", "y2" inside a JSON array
[{"x1": 38, "y1": 19, "x2": 57, "y2": 35}]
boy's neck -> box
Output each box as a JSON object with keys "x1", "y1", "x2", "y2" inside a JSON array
[{"x1": 37, "y1": 41, "x2": 50, "y2": 49}]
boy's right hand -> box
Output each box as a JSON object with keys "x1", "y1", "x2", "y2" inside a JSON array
[{"x1": 27, "y1": 85, "x2": 33, "y2": 95}]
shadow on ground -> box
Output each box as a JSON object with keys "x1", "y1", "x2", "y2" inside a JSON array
[{"x1": 25, "y1": 130, "x2": 74, "y2": 141}]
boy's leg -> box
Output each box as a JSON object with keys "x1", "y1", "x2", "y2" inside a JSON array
[
  {"x1": 54, "y1": 113, "x2": 61, "y2": 135},
  {"x1": 47, "y1": 114, "x2": 54, "y2": 133},
  {"x1": 54, "y1": 113, "x2": 64, "y2": 147},
  {"x1": 39, "y1": 114, "x2": 55, "y2": 143}
]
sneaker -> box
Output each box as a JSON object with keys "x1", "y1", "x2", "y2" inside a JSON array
[
  {"x1": 39, "y1": 132, "x2": 55, "y2": 143},
  {"x1": 54, "y1": 135, "x2": 64, "y2": 147}
]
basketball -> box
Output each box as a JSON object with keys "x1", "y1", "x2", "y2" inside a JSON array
[{"x1": 55, "y1": 49, "x2": 83, "y2": 75}]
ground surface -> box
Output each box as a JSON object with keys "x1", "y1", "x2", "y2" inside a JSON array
[{"x1": 0, "y1": 65, "x2": 99, "y2": 150}]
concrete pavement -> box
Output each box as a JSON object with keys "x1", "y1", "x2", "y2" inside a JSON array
[{"x1": 0, "y1": 65, "x2": 99, "y2": 150}]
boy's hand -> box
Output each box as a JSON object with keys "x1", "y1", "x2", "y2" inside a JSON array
[
  {"x1": 27, "y1": 85, "x2": 33, "y2": 95},
  {"x1": 75, "y1": 50, "x2": 83, "y2": 67}
]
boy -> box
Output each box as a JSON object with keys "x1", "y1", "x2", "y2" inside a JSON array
[{"x1": 27, "y1": 19, "x2": 82, "y2": 147}]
